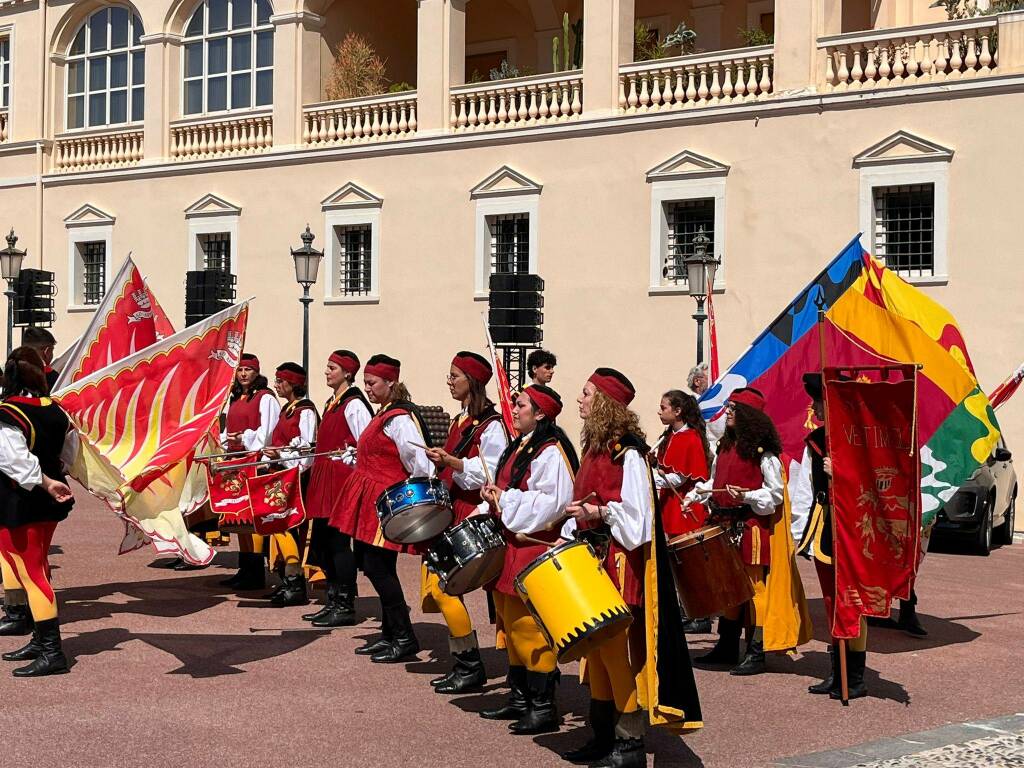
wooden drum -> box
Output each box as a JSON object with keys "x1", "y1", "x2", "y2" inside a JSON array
[{"x1": 666, "y1": 524, "x2": 754, "y2": 619}]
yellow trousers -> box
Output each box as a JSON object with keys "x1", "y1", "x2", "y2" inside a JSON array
[
  {"x1": 493, "y1": 591, "x2": 557, "y2": 673},
  {"x1": 1, "y1": 555, "x2": 19, "y2": 591},
  {"x1": 726, "y1": 563, "x2": 769, "y2": 626},
  {"x1": 237, "y1": 534, "x2": 263, "y2": 554},
  {"x1": 423, "y1": 569, "x2": 473, "y2": 638},
  {"x1": 585, "y1": 628, "x2": 638, "y2": 713},
  {"x1": 269, "y1": 532, "x2": 301, "y2": 576}
]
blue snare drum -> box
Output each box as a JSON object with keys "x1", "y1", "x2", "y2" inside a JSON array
[{"x1": 375, "y1": 477, "x2": 454, "y2": 545}]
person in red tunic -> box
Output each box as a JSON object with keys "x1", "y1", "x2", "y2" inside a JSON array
[
  {"x1": 328, "y1": 354, "x2": 434, "y2": 663},
  {"x1": 301, "y1": 351, "x2": 372, "y2": 628},
  {"x1": 259, "y1": 362, "x2": 319, "y2": 607},
  {"x1": 423, "y1": 351, "x2": 508, "y2": 694},
  {"x1": 475, "y1": 385, "x2": 576, "y2": 734},
  {"x1": 219, "y1": 353, "x2": 280, "y2": 591}
]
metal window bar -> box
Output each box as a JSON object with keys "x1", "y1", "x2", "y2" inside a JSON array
[
  {"x1": 489, "y1": 214, "x2": 529, "y2": 275},
  {"x1": 337, "y1": 225, "x2": 372, "y2": 296},
  {"x1": 873, "y1": 184, "x2": 935, "y2": 278},
  {"x1": 80, "y1": 241, "x2": 106, "y2": 305},
  {"x1": 200, "y1": 232, "x2": 231, "y2": 273},
  {"x1": 664, "y1": 199, "x2": 715, "y2": 285}
]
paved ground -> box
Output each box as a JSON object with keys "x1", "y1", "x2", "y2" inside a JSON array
[{"x1": 1, "y1": 495, "x2": 1022, "y2": 768}]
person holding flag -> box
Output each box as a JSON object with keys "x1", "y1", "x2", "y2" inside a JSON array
[{"x1": 423, "y1": 351, "x2": 508, "y2": 694}]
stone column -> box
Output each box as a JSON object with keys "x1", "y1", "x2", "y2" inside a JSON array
[
  {"x1": 270, "y1": 11, "x2": 325, "y2": 149},
  {"x1": 416, "y1": 0, "x2": 468, "y2": 134},
  {"x1": 997, "y1": 10, "x2": 1024, "y2": 74},
  {"x1": 139, "y1": 33, "x2": 178, "y2": 162},
  {"x1": 582, "y1": 0, "x2": 634, "y2": 117},
  {"x1": 772, "y1": 0, "x2": 841, "y2": 93}
]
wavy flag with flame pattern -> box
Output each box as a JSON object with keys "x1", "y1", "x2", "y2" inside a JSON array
[
  {"x1": 54, "y1": 303, "x2": 249, "y2": 564},
  {"x1": 53, "y1": 257, "x2": 175, "y2": 392},
  {"x1": 699, "y1": 236, "x2": 1000, "y2": 527}
]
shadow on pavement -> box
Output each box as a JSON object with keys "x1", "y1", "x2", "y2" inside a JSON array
[
  {"x1": 796, "y1": 649, "x2": 910, "y2": 705},
  {"x1": 58, "y1": 575, "x2": 231, "y2": 624}
]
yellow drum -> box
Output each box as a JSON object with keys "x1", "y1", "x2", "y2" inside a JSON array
[{"x1": 514, "y1": 540, "x2": 632, "y2": 663}]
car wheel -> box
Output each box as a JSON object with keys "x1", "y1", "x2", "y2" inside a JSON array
[
  {"x1": 974, "y1": 503, "x2": 993, "y2": 556},
  {"x1": 998, "y1": 490, "x2": 1016, "y2": 546}
]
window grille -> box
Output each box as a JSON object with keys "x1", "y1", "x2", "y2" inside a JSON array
[
  {"x1": 488, "y1": 213, "x2": 529, "y2": 275},
  {"x1": 183, "y1": 0, "x2": 274, "y2": 116},
  {"x1": 663, "y1": 198, "x2": 715, "y2": 285},
  {"x1": 65, "y1": 7, "x2": 145, "y2": 129},
  {"x1": 335, "y1": 224, "x2": 372, "y2": 296},
  {"x1": 79, "y1": 241, "x2": 106, "y2": 305},
  {"x1": 200, "y1": 232, "x2": 232, "y2": 272},
  {"x1": 0, "y1": 38, "x2": 9, "y2": 109},
  {"x1": 873, "y1": 184, "x2": 935, "y2": 278}
]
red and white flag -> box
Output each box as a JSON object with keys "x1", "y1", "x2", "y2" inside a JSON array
[
  {"x1": 707, "y1": 287, "x2": 720, "y2": 382},
  {"x1": 481, "y1": 314, "x2": 518, "y2": 438},
  {"x1": 246, "y1": 466, "x2": 306, "y2": 535},
  {"x1": 989, "y1": 362, "x2": 1024, "y2": 410}
]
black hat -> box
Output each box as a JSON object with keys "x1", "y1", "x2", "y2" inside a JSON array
[{"x1": 803, "y1": 371, "x2": 851, "y2": 401}]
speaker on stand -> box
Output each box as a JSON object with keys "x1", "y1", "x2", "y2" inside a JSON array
[{"x1": 487, "y1": 273, "x2": 544, "y2": 390}]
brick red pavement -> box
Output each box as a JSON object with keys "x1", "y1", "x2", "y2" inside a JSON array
[{"x1": 1, "y1": 495, "x2": 1021, "y2": 768}]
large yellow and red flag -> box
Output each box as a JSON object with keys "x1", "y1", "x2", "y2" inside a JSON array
[
  {"x1": 55, "y1": 303, "x2": 249, "y2": 564},
  {"x1": 53, "y1": 257, "x2": 175, "y2": 391}
]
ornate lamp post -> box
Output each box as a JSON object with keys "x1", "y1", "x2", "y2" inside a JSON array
[
  {"x1": 0, "y1": 229, "x2": 26, "y2": 356},
  {"x1": 682, "y1": 226, "x2": 719, "y2": 365},
  {"x1": 291, "y1": 225, "x2": 323, "y2": 373}
]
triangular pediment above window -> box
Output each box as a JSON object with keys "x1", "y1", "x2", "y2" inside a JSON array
[
  {"x1": 854, "y1": 131, "x2": 954, "y2": 167},
  {"x1": 184, "y1": 193, "x2": 242, "y2": 218},
  {"x1": 470, "y1": 166, "x2": 542, "y2": 199},
  {"x1": 64, "y1": 203, "x2": 115, "y2": 228},
  {"x1": 646, "y1": 150, "x2": 730, "y2": 182},
  {"x1": 320, "y1": 182, "x2": 383, "y2": 211}
]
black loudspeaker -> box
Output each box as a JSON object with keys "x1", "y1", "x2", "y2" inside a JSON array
[
  {"x1": 13, "y1": 269, "x2": 56, "y2": 327},
  {"x1": 185, "y1": 270, "x2": 236, "y2": 326},
  {"x1": 488, "y1": 273, "x2": 544, "y2": 346}
]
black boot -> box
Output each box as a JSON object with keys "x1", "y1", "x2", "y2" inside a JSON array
[
  {"x1": 592, "y1": 711, "x2": 646, "y2": 768},
  {"x1": 12, "y1": 618, "x2": 68, "y2": 677},
  {"x1": 0, "y1": 601, "x2": 31, "y2": 637},
  {"x1": 509, "y1": 670, "x2": 560, "y2": 734},
  {"x1": 696, "y1": 617, "x2": 741, "y2": 665},
  {"x1": 313, "y1": 585, "x2": 356, "y2": 628},
  {"x1": 371, "y1": 605, "x2": 420, "y2": 663},
  {"x1": 831, "y1": 650, "x2": 868, "y2": 700},
  {"x1": 898, "y1": 593, "x2": 927, "y2": 637},
  {"x1": 435, "y1": 632, "x2": 487, "y2": 694},
  {"x1": 271, "y1": 574, "x2": 309, "y2": 607},
  {"x1": 234, "y1": 552, "x2": 267, "y2": 591},
  {"x1": 808, "y1": 645, "x2": 838, "y2": 694},
  {"x1": 480, "y1": 665, "x2": 528, "y2": 720},
  {"x1": 730, "y1": 627, "x2": 766, "y2": 676},
  {"x1": 2, "y1": 631, "x2": 41, "y2": 662},
  {"x1": 302, "y1": 585, "x2": 337, "y2": 622},
  {"x1": 218, "y1": 558, "x2": 246, "y2": 587},
  {"x1": 354, "y1": 606, "x2": 392, "y2": 655},
  {"x1": 561, "y1": 699, "x2": 617, "y2": 763},
  {"x1": 682, "y1": 617, "x2": 713, "y2": 634}
]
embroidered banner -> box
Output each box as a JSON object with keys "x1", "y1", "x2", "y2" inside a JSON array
[
  {"x1": 246, "y1": 466, "x2": 306, "y2": 535},
  {"x1": 204, "y1": 453, "x2": 258, "y2": 528}
]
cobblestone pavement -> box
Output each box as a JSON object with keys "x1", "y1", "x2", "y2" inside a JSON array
[{"x1": 852, "y1": 733, "x2": 1024, "y2": 767}]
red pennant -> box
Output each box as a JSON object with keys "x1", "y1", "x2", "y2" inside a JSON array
[
  {"x1": 245, "y1": 466, "x2": 306, "y2": 535},
  {"x1": 204, "y1": 454, "x2": 258, "y2": 528}
]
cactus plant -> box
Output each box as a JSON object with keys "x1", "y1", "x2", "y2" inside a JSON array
[
  {"x1": 562, "y1": 13, "x2": 570, "y2": 71},
  {"x1": 572, "y1": 18, "x2": 584, "y2": 69},
  {"x1": 552, "y1": 36, "x2": 559, "y2": 72}
]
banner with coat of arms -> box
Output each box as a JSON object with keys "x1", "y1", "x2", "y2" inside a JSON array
[{"x1": 246, "y1": 466, "x2": 306, "y2": 535}]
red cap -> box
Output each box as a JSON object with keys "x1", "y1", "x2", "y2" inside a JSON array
[
  {"x1": 329, "y1": 351, "x2": 360, "y2": 376},
  {"x1": 729, "y1": 387, "x2": 766, "y2": 412},
  {"x1": 240, "y1": 353, "x2": 260, "y2": 372},
  {"x1": 588, "y1": 368, "x2": 635, "y2": 406},
  {"x1": 524, "y1": 385, "x2": 562, "y2": 420},
  {"x1": 365, "y1": 355, "x2": 400, "y2": 381},
  {"x1": 452, "y1": 351, "x2": 492, "y2": 385},
  {"x1": 275, "y1": 367, "x2": 306, "y2": 386}
]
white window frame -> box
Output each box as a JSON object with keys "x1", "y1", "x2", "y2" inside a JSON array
[
  {"x1": 323, "y1": 208, "x2": 380, "y2": 305},
  {"x1": 187, "y1": 213, "x2": 239, "y2": 272},
  {"x1": 473, "y1": 195, "x2": 539, "y2": 300},
  {"x1": 648, "y1": 176, "x2": 726, "y2": 295},
  {"x1": 66, "y1": 221, "x2": 114, "y2": 312},
  {"x1": 0, "y1": 26, "x2": 13, "y2": 114},
  {"x1": 858, "y1": 161, "x2": 948, "y2": 285}
]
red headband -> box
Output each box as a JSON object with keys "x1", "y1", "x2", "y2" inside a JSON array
[
  {"x1": 588, "y1": 371, "x2": 635, "y2": 406},
  {"x1": 729, "y1": 388, "x2": 766, "y2": 412},
  {"x1": 240, "y1": 354, "x2": 260, "y2": 372},
  {"x1": 276, "y1": 369, "x2": 306, "y2": 386},
  {"x1": 452, "y1": 353, "x2": 492, "y2": 385},
  {"x1": 524, "y1": 386, "x2": 562, "y2": 420},
  {"x1": 365, "y1": 361, "x2": 400, "y2": 381},
  {"x1": 329, "y1": 352, "x2": 360, "y2": 376}
]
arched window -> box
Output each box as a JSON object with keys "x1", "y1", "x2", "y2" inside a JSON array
[
  {"x1": 66, "y1": 7, "x2": 145, "y2": 130},
  {"x1": 183, "y1": 0, "x2": 273, "y2": 116}
]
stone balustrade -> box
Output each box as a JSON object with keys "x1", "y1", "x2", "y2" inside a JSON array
[
  {"x1": 303, "y1": 92, "x2": 418, "y2": 147},
  {"x1": 54, "y1": 127, "x2": 144, "y2": 172},
  {"x1": 170, "y1": 112, "x2": 273, "y2": 161},
  {"x1": 449, "y1": 71, "x2": 583, "y2": 132},
  {"x1": 820, "y1": 17, "x2": 998, "y2": 91},
  {"x1": 619, "y1": 46, "x2": 774, "y2": 113}
]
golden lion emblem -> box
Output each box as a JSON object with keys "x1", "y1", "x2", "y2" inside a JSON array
[{"x1": 263, "y1": 480, "x2": 290, "y2": 509}]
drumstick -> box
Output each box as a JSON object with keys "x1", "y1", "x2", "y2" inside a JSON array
[
  {"x1": 515, "y1": 533, "x2": 559, "y2": 548},
  {"x1": 543, "y1": 492, "x2": 598, "y2": 532}
]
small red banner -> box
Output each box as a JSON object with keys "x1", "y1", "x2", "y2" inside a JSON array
[
  {"x1": 245, "y1": 466, "x2": 306, "y2": 535},
  {"x1": 825, "y1": 365, "x2": 921, "y2": 639},
  {"x1": 205, "y1": 454, "x2": 257, "y2": 527}
]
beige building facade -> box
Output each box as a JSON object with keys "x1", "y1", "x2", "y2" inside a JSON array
[{"x1": 0, "y1": 0, "x2": 1021, "y2": 464}]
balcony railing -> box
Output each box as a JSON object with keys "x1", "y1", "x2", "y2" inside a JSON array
[
  {"x1": 303, "y1": 92, "x2": 417, "y2": 148},
  {"x1": 450, "y1": 71, "x2": 583, "y2": 132},
  {"x1": 54, "y1": 126, "x2": 144, "y2": 172},
  {"x1": 0, "y1": 110, "x2": 7, "y2": 143},
  {"x1": 819, "y1": 17, "x2": 998, "y2": 91},
  {"x1": 619, "y1": 46, "x2": 774, "y2": 113},
  {"x1": 170, "y1": 111, "x2": 273, "y2": 161}
]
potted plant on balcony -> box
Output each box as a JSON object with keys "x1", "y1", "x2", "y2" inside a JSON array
[{"x1": 326, "y1": 33, "x2": 387, "y2": 100}]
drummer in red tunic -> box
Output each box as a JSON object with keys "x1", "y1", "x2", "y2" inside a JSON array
[
  {"x1": 220, "y1": 353, "x2": 280, "y2": 591},
  {"x1": 301, "y1": 351, "x2": 372, "y2": 628},
  {"x1": 468, "y1": 385, "x2": 576, "y2": 734},
  {"x1": 423, "y1": 351, "x2": 508, "y2": 694},
  {"x1": 329, "y1": 354, "x2": 434, "y2": 664}
]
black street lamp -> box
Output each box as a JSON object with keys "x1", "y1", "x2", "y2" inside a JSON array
[
  {"x1": 291, "y1": 225, "x2": 323, "y2": 373},
  {"x1": 682, "y1": 226, "x2": 719, "y2": 365},
  {"x1": 0, "y1": 229, "x2": 26, "y2": 356}
]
